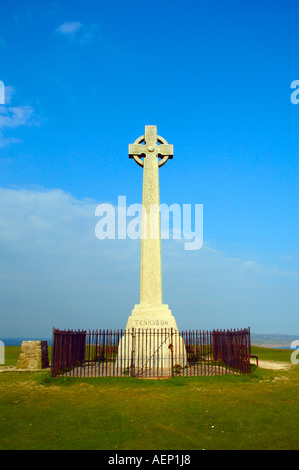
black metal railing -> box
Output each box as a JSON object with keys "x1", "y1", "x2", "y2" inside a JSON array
[{"x1": 51, "y1": 327, "x2": 251, "y2": 377}]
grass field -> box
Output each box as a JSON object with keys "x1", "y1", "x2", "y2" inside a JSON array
[{"x1": 0, "y1": 345, "x2": 298, "y2": 450}]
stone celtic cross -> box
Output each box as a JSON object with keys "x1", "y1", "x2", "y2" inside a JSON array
[
  {"x1": 128, "y1": 125, "x2": 175, "y2": 315},
  {"x1": 118, "y1": 125, "x2": 186, "y2": 372}
]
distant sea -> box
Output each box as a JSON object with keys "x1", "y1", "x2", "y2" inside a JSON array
[
  {"x1": 1, "y1": 337, "x2": 53, "y2": 346},
  {"x1": 1, "y1": 333, "x2": 298, "y2": 349}
]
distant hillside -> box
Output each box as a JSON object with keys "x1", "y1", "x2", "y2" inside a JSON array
[
  {"x1": 1, "y1": 333, "x2": 298, "y2": 349},
  {"x1": 251, "y1": 333, "x2": 299, "y2": 348}
]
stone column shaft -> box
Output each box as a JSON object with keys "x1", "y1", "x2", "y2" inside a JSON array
[{"x1": 140, "y1": 151, "x2": 162, "y2": 305}]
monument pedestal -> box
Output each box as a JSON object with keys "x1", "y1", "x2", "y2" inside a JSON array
[{"x1": 116, "y1": 304, "x2": 187, "y2": 376}]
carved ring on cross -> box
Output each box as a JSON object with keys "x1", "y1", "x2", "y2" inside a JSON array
[{"x1": 131, "y1": 134, "x2": 172, "y2": 168}]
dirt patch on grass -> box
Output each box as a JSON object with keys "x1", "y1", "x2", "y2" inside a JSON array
[{"x1": 256, "y1": 360, "x2": 292, "y2": 370}]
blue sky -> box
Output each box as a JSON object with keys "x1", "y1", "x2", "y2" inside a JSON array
[{"x1": 0, "y1": 0, "x2": 299, "y2": 337}]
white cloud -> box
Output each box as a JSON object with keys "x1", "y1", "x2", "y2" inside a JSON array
[
  {"x1": 56, "y1": 21, "x2": 97, "y2": 43},
  {"x1": 0, "y1": 188, "x2": 139, "y2": 336},
  {"x1": 3, "y1": 85, "x2": 16, "y2": 105},
  {"x1": 0, "y1": 133, "x2": 20, "y2": 148},
  {"x1": 56, "y1": 21, "x2": 82, "y2": 35},
  {"x1": 0, "y1": 187, "x2": 298, "y2": 337},
  {"x1": 0, "y1": 89, "x2": 39, "y2": 147},
  {"x1": 0, "y1": 105, "x2": 35, "y2": 129}
]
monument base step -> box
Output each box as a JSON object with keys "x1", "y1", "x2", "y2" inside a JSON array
[{"x1": 126, "y1": 304, "x2": 178, "y2": 330}]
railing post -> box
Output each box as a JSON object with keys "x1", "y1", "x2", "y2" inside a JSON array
[
  {"x1": 170, "y1": 328, "x2": 174, "y2": 377},
  {"x1": 130, "y1": 328, "x2": 135, "y2": 377}
]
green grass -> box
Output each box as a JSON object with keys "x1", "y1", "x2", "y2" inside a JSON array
[
  {"x1": 0, "y1": 346, "x2": 298, "y2": 450},
  {"x1": 251, "y1": 345, "x2": 292, "y2": 362},
  {"x1": 4, "y1": 346, "x2": 22, "y2": 367}
]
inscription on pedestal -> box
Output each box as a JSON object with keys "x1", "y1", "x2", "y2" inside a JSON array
[{"x1": 133, "y1": 319, "x2": 170, "y2": 327}]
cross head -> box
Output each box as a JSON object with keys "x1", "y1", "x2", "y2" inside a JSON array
[{"x1": 129, "y1": 125, "x2": 173, "y2": 168}]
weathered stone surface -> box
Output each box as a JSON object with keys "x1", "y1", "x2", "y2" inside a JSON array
[
  {"x1": 16, "y1": 341, "x2": 49, "y2": 369},
  {"x1": 117, "y1": 126, "x2": 187, "y2": 372},
  {"x1": 127, "y1": 125, "x2": 175, "y2": 318}
]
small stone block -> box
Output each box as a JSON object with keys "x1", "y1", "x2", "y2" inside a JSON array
[{"x1": 16, "y1": 341, "x2": 49, "y2": 369}]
